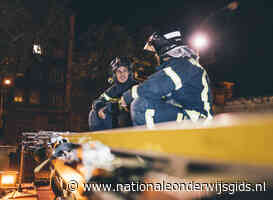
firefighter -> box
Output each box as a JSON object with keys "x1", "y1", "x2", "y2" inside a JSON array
[
  {"x1": 88, "y1": 57, "x2": 137, "y2": 131},
  {"x1": 121, "y1": 30, "x2": 214, "y2": 127}
]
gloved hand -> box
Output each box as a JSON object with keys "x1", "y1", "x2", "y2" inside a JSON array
[
  {"x1": 119, "y1": 97, "x2": 129, "y2": 112},
  {"x1": 98, "y1": 107, "x2": 106, "y2": 119}
]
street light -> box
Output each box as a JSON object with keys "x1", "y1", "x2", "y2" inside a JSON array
[
  {"x1": 226, "y1": 1, "x2": 239, "y2": 11},
  {"x1": 0, "y1": 77, "x2": 13, "y2": 114},
  {"x1": 192, "y1": 33, "x2": 209, "y2": 51},
  {"x1": 3, "y1": 79, "x2": 12, "y2": 86},
  {"x1": 189, "y1": 1, "x2": 239, "y2": 61},
  {"x1": 190, "y1": 33, "x2": 209, "y2": 59}
]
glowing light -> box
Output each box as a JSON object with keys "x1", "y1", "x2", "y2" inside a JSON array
[
  {"x1": 1, "y1": 174, "x2": 16, "y2": 185},
  {"x1": 192, "y1": 34, "x2": 208, "y2": 50},
  {"x1": 227, "y1": 1, "x2": 239, "y2": 11},
  {"x1": 33, "y1": 44, "x2": 42, "y2": 55},
  {"x1": 3, "y1": 78, "x2": 12, "y2": 86},
  {"x1": 14, "y1": 96, "x2": 23, "y2": 102}
]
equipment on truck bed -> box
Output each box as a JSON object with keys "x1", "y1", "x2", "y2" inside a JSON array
[{"x1": 22, "y1": 113, "x2": 273, "y2": 199}]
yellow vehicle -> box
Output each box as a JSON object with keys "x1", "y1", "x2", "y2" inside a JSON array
[{"x1": 26, "y1": 113, "x2": 273, "y2": 199}]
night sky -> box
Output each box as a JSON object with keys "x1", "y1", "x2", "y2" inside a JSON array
[{"x1": 71, "y1": 0, "x2": 273, "y2": 97}]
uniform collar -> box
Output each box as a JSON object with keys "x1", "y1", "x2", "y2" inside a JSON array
[{"x1": 156, "y1": 57, "x2": 178, "y2": 71}]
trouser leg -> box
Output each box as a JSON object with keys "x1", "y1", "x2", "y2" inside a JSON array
[
  {"x1": 117, "y1": 110, "x2": 132, "y2": 128},
  {"x1": 131, "y1": 97, "x2": 188, "y2": 127},
  {"x1": 88, "y1": 109, "x2": 113, "y2": 131}
]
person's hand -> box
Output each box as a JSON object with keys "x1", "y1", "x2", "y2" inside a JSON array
[
  {"x1": 119, "y1": 97, "x2": 129, "y2": 112},
  {"x1": 98, "y1": 108, "x2": 106, "y2": 119}
]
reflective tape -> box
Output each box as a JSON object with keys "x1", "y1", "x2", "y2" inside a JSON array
[
  {"x1": 176, "y1": 113, "x2": 183, "y2": 123},
  {"x1": 185, "y1": 110, "x2": 201, "y2": 122},
  {"x1": 164, "y1": 31, "x2": 181, "y2": 39},
  {"x1": 145, "y1": 109, "x2": 155, "y2": 129},
  {"x1": 131, "y1": 85, "x2": 139, "y2": 99},
  {"x1": 188, "y1": 58, "x2": 202, "y2": 68},
  {"x1": 201, "y1": 71, "x2": 213, "y2": 119},
  {"x1": 163, "y1": 67, "x2": 182, "y2": 90},
  {"x1": 187, "y1": 58, "x2": 213, "y2": 119},
  {"x1": 101, "y1": 93, "x2": 119, "y2": 103},
  {"x1": 101, "y1": 93, "x2": 112, "y2": 101}
]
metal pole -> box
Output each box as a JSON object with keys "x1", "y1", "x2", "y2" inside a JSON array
[
  {"x1": 17, "y1": 143, "x2": 25, "y2": 192},
  {"x1": 0, "y1": 87, "x2": 5, "y2": 138},
  {"x1": 0, "y1": 87, "x2": 3, "y2": 115},
  {"x1": 65, "y1": 14, "x2": 75, "y2": 130},
  {"x1": 4, "y1": 142, "x2": 38, "y2": 198}
]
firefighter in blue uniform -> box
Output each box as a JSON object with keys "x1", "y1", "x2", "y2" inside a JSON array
[
  {"x1": 88, "y1": 57, "x2": 137, "y2": 131},
  {"x1": 121, "y1": 30, "x2": 214, "y2": 127}
]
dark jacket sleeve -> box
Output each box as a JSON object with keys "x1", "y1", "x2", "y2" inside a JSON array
[
  {"x1": 92, "y1": 86, "x2": 117, "y2": 111},
  {"x1": 123, "y1": 67, "x2": 179, "y2": 105},
  {"x1": 92, "y1": 78, "x2": 138, "y2": 111},
  {"x1": 92, "y1": 96, "x2": 107, "y2": 111}
]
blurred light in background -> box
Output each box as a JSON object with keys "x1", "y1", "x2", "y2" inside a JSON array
[
  {"x1": 0, "y1": 171, "x2": 18, "y2": 187},
  {"x1": 191, "y1": 33, "x2": 209, "y2": 51},
  {"x1": 3, "y1": 78, "x2": 12, "y2": 86}
]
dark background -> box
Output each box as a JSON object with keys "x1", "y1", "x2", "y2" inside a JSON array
[{"x1": 70, "y1": 0, "x2": 273, "y2": 97}]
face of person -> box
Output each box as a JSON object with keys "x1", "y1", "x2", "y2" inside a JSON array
[{"x1": 116, "y1": 66, "x2": 129, "y2": 83}]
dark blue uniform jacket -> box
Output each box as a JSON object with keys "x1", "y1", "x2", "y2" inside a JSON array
[
  {"x1": 92, "y1": 76, "x2": 138, "y2": 113},
  {"x1": 123, "y1": 57, "x2": 213, "y2": 119}
]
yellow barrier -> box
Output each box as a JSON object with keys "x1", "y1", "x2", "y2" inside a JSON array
[{"x1": 63, "y1": 113, "x2": 273, "y2": 167}]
